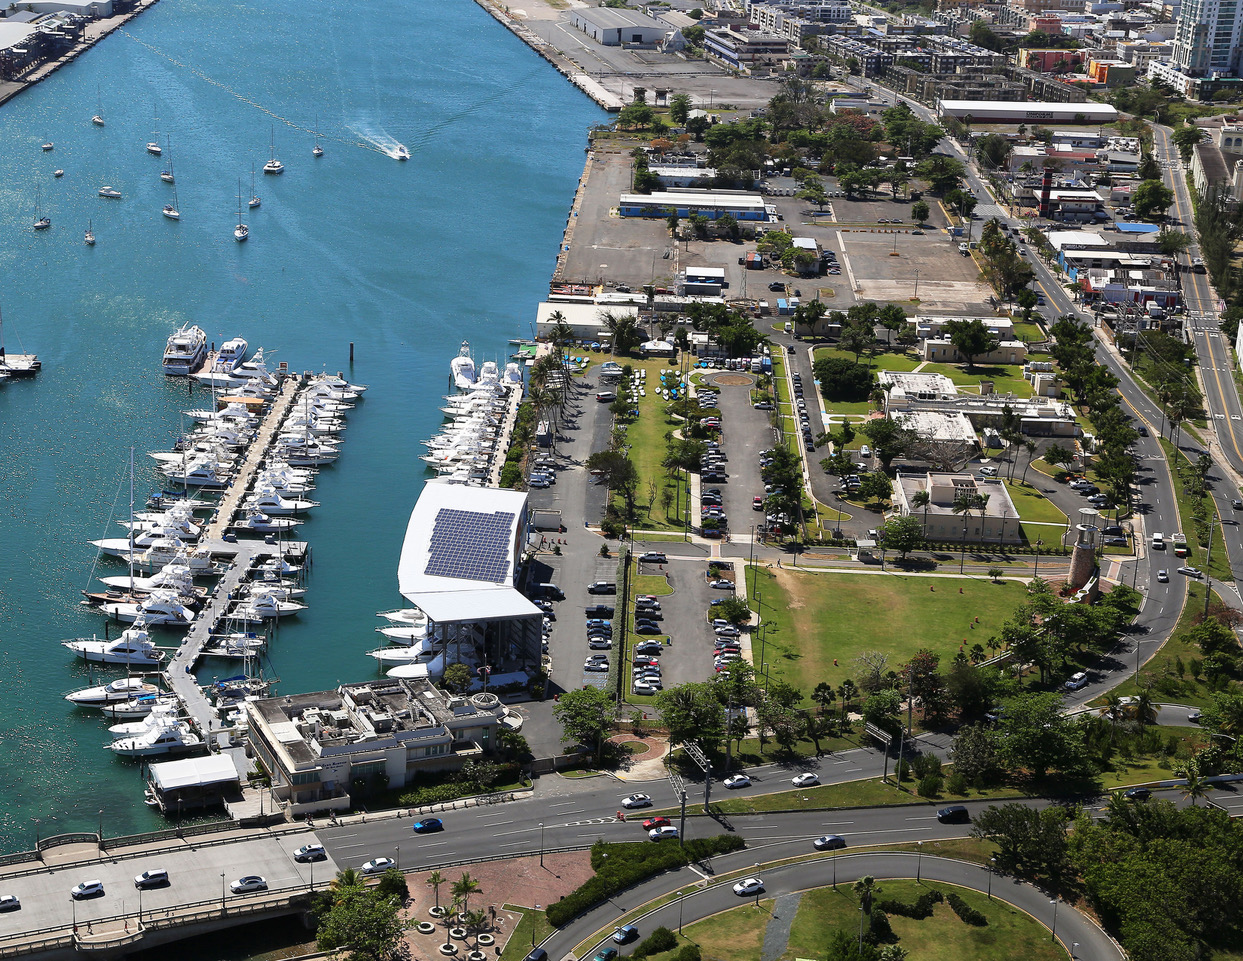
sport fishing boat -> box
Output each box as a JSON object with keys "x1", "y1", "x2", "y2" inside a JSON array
[{"x1": 63, "y1": 625, "x2": 165, "y2": 667}]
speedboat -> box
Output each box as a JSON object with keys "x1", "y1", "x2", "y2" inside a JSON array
[
  {"x1": 451, "y1": 342, "x2": 476, "y2": 390},
  {"x1": 378, "y1": 608, "x2": 429, "y2": 626},
  {"x1": 126, "y1": 540, "x2": 218, "y2": 576},
  {"x1": 394, "y1": 144, "x2": 410, "y2": 161},
  {"x1": 102, "y1": 692, "x2": 180, "y2": 720},
  {"x1": 160, "y1": 457, "x2": 232, "y2": 488},
  {"x1": 98, "y1": 186, "x2": 122, "y2": 199},
  {"x1": 217, "y1": 338, "x2": 248, "y2": 371},
  {"x1": 41, "y1": 141, "x2": 53, "y2": 151},
  {"x1": 110, "y1": 718, "x2": 201, "y2": 757},
  {"x1": 65, "y1": 677, "x2": 159, "y2": 707},
  {"x1": 101, "y1": 589, "x2": 197, "y2": 628},
  {"x1": 368, "y1": 642, "x2": 442, "y2": 665},
  {"x1": 377, "y1": 623, "x2": 432, "y2": 645},
  {"x1": 185, "y1": 401, "x2": 260, "y2": 426},
  {"x1": 163, "y1": 324, "x2": 208, "y2": 376},
  {"x1": 63, "y1": 626, "x2": 165, "y2": 667},
  {"x1": 231, "y1": 510, "x2": 302, "y2": 533},
  {"x1": 230, "y1": 591, "x2": 306, "y2": 622}
]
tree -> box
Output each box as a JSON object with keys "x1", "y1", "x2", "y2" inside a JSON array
[
  {"x1": 601, "y1": 310, "x2": 644, "y2": 354},
  {"x1": 553, "y1": 687, "x2": 617, "y2": 757},
  {"x1": 655, "y1": 682, "x2": 726, "y2": 749},
  {"x1": 855, "y1": 651, "x2": 889, "y2": 694},
  {"x1": 316, "y1": 873, "x2": 409, "y2": 961},
  {"x1": 441, "y1": 662, "x2": 471, "y2": 695},
  {"x1": 971, "y1": 802, "x2": 1070, "y2": 879},
  {"x1": 943, "y1": 319, "x2": 1000, "y2": 371},
  {"x1": 994, "y1": 692, "x2": 1088, "y2": 780},
  {"x1": 1137, "y1": 153, "x2": 1162, "y2": 181},
  {"x1": 1157, "y1": 228, "x2": 1192, "y2": 256},
  {"x1": 425, "y1": 870, "x2": 445, "y2": 911},
  {"x1": 792, "y1": 300, "x2": 828, "y2": 340},
  {"x1": 670, "y1": 93, "x2": 692, "y2": 126},
  {"x1": 1172, "y1": 124, "x2": 1205, "y2": 161},
  {"x1": 857, "y1": 470, "x2": 892, "y2": 507},
  {"x1": 910, "y1": 200, "x2": 930, "y2": 225},
  {"x1": 618, "y1": 101, "x2": 656, "y2": 130},
  {"x1": 451, "y1": 872, "x2": 480, "y2": 916},
  {"x1": 798, "y1": 179, "x2": 830, "y2": 212},
  {"x1": 1132, "y1": 179, "x2": 1174, "y2": 220},
  {"x1": 585, "y1": 450, "x2": 639, "y2": 517},
  {"x1": 714, "y1": 596, "x2": 752, "y2": 625},
  {"x1": 879, "y1": 515, "x2": 923, "y2": 559},
  {"x1": 813, "y1": 356, "x2": 873, "y2": 402},
  {"x1": 949, "y1": 723, "x2": 1002, "y2": 785}
]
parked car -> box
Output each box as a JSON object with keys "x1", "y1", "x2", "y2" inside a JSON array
[
  {"x1": 0, "y1": 896, "x2": 19, "y2": 912},
  {"x1": 588, "y1": 582, "x2": 617, "y2": 594},
  {"x1": 638, "y1": 552, "x2": 667, "y2": 564},
  {"x1": 634, "y1": 622, "x2": 664, "y2": 635},
  {"x1": 710, "y1": 579, "x2": 734, "y2": 590},
  {"x1": 583, "y1": 661, "x2": 609, "y2": 672}
]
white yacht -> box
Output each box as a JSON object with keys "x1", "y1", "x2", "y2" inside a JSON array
[
  {"x1": 109, "y1": 702, "x2": 181, "y2": 736},
  {"x1": 91, "y1": 523, "x2": 201, "y2": 558},
  {"x1": 230, "y1": 591, "x2": 306, "y2": 622},
  {"x1": 231, "y1": 510, "x2": 302, "y2": 534},
  {"x1": 101, "y1": 589, "x2": 196, "y2": 628},
  {"x1": 202, "y1": 632, "x2": 267, "y2": 659},
  {"x1": 98, "y1": 186, "x2": 122, "y2": 199},
  {"x1": 99, "y1": 559, "x2": 199, "y2": 593},
  {"x1": 368, "y1": 642, "x2": 442, "y2": 666},
  {"x1": 242, "y1": 489, "x2": 318, "y2": 516},
  {"x1": 378, "y1": 608, "x2": 429, "y2": 626},
  {"x1": 504, "y1": 362, "x2": 524, "y2": 388},
  {"x1": 65, "y1": 677, "x2": 159, "y2": 707},
  {"x1": 160, "y1": 456, "x2": 233, "y2": 488},
  {"x1": 163, "y1": 324, "x2": 208, "y2": 376},
  {"x1": 217, "y1": 337, "x2": 248, "y2": 371},
  {"x1": 264, "y1": 125, "x2": 284, "y2": 174},
  {"x1": 377, "y1": 623, "x2": 432, "y2": 645},
  {"x1": 110, "y1": 718, "x2": 201, "y2": 757},
  {"x1": 451, "y1": 341, "x2": 477, "y2": 390},
  {"x1": 102, "y1": 692, "x2": 181, "y2": 720},
  {"x1": 64, "y1": 626, "x2": 165, "y2": 667}
]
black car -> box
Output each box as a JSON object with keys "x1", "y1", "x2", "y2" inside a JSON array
[
  {"x1": 634, "y1": 622, "x2": 663, "y2": 634},
  {"x1": 585, "y1": 605, "x2": 615, "y2": 618},
  {"x1": 937, "y1": 805, "x2": 970, "y2": 824},
  {"x1": 768, "y1": 281, "x2": 786, "y2": 291},
  {"x1": 1123, "y1": 787, "x2": 1152, "y2": 801}
]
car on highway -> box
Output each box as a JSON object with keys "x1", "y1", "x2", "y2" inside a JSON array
[
  {"x1": 638, "y1": 552, "x2": 667, "y2": 564},
  {"x1": 412, "y1": 818, "x2": 444, "y2": 834},
  {"x1": 230, "y1": 876, "x2": 267, "y2": 894},
  {"x1": 71, "y1": 881, "x2": 104, "y2": 900},
  {"x1": 793, "y1": 773, "x2": 820, "y2": 787},
  {"x1": 814, "y1": 835, "x2": 847, "y2": 850},
  {"x1": 622, "y1": 793, "x2": 652, "y2": 808},
  {"x1": 648, "y1": 825, "x2": 680, "y2": 840},
  {"x1": 723, "y1": 774, "x2": 752, "y2": 789},
  {"x1": 0, "y1": 896, "x2": 18, "y2": 912},
  {"x1": 1189, "y1": 710, "x2": 1203, "y2": 723},
  {"x1": 733, "y1": 877, "x2": 765, "y2": 896},
  {"x1": 613, "y1": 924, "x2": 639, "y2": 944},
  {"x1": 937, "y1": 805, "x2": 970, "y2": 824},
  {"x1": 293, "y1": 842, "x2": 327, "y2": 862},
  {"x1": 1157, "y1": 570, "x2": 1169, "y2": 582},
  {"x1": 134, "y1": 869, "x2": 169, "y2": 889},
  {"x1": 1178, "y1": 567, "x2": 1204, "y2": 578},
  {"x1": 1065, "y1": 671, "x2": 1089, "y2": 691},
  {"x1": 1123, "y1": 787, "x2": 1152, "y2": 801},
  {"x1": 642, "y1": 817, "x2": 671, "y2": 830},
  {"x1": 360, "y1": 858, "x2": 396, "y2": 876}
]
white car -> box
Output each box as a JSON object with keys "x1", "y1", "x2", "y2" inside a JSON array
[
  {"x1": 1064, "y1": 671, "x2": 1088, "y2": 691},
  {"x1": 70, "y1": 881, "x2": 103, "y2": 900},
  {"x1": 359, "y1": 857, "x2": 396, "y2": 876},
  {"x1": 733, "y1": 877, "x2": 764, "y2": 896},
  {"x1": 724, "y1": 774, "x2": 751, "y2": 789},
  {"x1": 648, "y1": 825, "x2": 680, "y2": 840},
  {"x1": 621, "y1": 793, "x2": 652, "y2": 809},
  {"x1": 792, "y1": 773, "x2": 820, "y2": 787},
  {"x1": 230, "y1": 876, "x2": 267, "y2": 894}
]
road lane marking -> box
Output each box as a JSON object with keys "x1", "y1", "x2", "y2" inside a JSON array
[{"x1": 334, "y1": 842, "x2": 366, "y2": 849}]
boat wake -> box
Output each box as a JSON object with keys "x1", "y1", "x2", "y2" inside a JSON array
[{"x1": 349, "y1": 123, "x2": 410, "y2": 160}]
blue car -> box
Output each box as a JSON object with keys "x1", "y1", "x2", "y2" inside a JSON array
[{"x1": 412, "y1": 818, "x2": 444, "y2": 834}]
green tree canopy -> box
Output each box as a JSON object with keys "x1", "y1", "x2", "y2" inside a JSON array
[{"x1": 552, "y1": 687, "x2": 618, "y2": 753}]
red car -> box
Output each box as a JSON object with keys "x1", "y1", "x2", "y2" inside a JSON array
[{"x1": 643, "y1": 817, "x2": 672, "y2": 831}]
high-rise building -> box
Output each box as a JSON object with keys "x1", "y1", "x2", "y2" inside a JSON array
[{"x1": 1173, "y1": 0, "x2": 1242, "y2": 76}]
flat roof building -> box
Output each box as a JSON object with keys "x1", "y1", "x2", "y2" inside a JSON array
[
  {"x1": 618, "y1": 191, "x2": 769, "y2": 220},
  {"x1": 936, "y1": 100, "x2": 1119, "y2": 123},
  {"x1": 570, "y1": 7, "x2": 668, "y2": 45},
  {"x1": 893, "y1": 473, "x2": 1023, "y2": 544}
]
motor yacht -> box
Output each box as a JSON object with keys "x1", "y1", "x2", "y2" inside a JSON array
[
  {"x1": 126, "y1": 540, "x2": 218, "y2": 576},
  {"x1": 202, "y1": 632, "x2": 267, "y2": 659},
  {"x1": 231, "y1": 510, "x2": 302, "y2": 533},
  {"x1": 230, "y1": 590, "x2": 306, "y2": 622},
  {"x1": 160, "y1": 456, "x2": 233, "y2": 487},
  {"x1": 91, "y1": 523, "x2": 201, "y2": 558},
  {"x1": 109, "y1": 718, "x2": 201, "y2": 757},
  {"x1": 98, "y1": 559, "x2": 201, "y2": 593},
  {"x1": 217, "y1": 337, "x2": 248, "y2": 370},
  {"x1": 368, "y1": 643, "x2": 442, "y2": 665},
  {"x1": 98, "y1": 186, "x2": 122, "y2": 199},
  {"x1": 109, "y1": 702, "x2": 181, "y2": 736},
  {"x1": 162, "y1": 323, "x2": 208, "y2": 376},
  {"x1": 242, "y1": 489, "x2": 318, "y2": 515},
  {"x1": 63, "y1": 626, "x2": 165, "y2": 667},
  {"x1": 309, "y1": 372, "x2": 366, "y2": 394},
  {"x1": 101, "y1": 589, "x2": 197, "y2": 628},
  {"x1": 451, "y1": 341, "x2": 476, "y2": 390},
  {"x1": 101, "y1": 692, "x2": 181, "y2": 720},
  {"x1": 65, "y1": 677, "x2": 159, "y2": 707},
  {"x1": 378, "y1": 608, "x2": 429, "y2": 626},
  {"x1": 377, "y1": 623, "x2": 432, "y2": 645}
]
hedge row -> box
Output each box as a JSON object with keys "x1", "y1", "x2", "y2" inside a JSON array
[
  {"x1": 876, "y1": 889, "x2": 943, "y2": 920},
  {"x1": 946, "y1": 891, "x2": 989, "y2": 926},
  {"x1": 546, "y1": 835, "x2": 745, "y2": 927},
  {"x1": 632, "y1": 927, "x2": 677, "y2": 959}
]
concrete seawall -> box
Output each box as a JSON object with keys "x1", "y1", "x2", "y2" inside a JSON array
[{"x1": 468, "y1": 0, "x2": 624, "y2": 112}]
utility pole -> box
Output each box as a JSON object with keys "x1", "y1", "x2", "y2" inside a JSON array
[
  {"x1": 678, "y1": 790, "x2": 688, "y2": 843},
  {"x1": 1204, "y1": 517, "x2": 1215, "y2": 619}
]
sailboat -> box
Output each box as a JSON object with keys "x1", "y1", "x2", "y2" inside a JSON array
[
  {"x1": 33, "y1": 184, "x2": 50, "y2": 230},
  {"x1": 263, "y1": 124, "x2": 284, "y2": 175},
  {"x1": 163, "y1": 185, "x2": 180, "y2": 221},
  {"x1": 41, "y1": 140, "x2": 53, "y2": 152},
  {"x1": 85, "y1": 220, "x2": 95, "y2": 245},
  {"x1": 248, "y1": 163, "x2": 260, "y2": 209},
  {"x1": 146, "y1": 108, "x2": 162, "y2": 155},
  {"x1": 160, "y1": 137, "x2": 175, "y2": 183},
  {"x1": 312, "y1": 114, "x2": 323, "y2": 158},
  {"x1": 92, "y1": 88, "x2": 104, "y2": 126},
  {"x1": 234, "y1": 180, "x2": 248, "y2": 243}
]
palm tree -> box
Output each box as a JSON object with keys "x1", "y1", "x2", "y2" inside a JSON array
[
  {"x1": 1019, "y1": 441, "x2": 1038, "y2": 487},
  {"x1": 452, "y1": 871, "x2": 481, "y2": 916},
  {"x1": 854, "y1": 875, "x2": 876, "y2": 914},
  {"x1": 1133, "y1": 689, "x2": 1158, "y2": 729},
  {"x1": 951, "y1": 492, "x2": 975, "y2": 542},
  {"x1": 443, "y1": 895, "x2": 463, "y2": 952},
  {"x1": 1179, "y1": 761, "x2": 1209, "y2": 806},
  {"x1": 911, "y1": 490, "x2": 930, "y2": 536},
  {"x1": 1100, "y1": 692, "x2": 1123, "y2": 741},
  {"x1": 426, "y1": 870, "x2": 445, "y2": 912},
  {"x1": 329, "y1": 867, "x2": 362, "y2": 900}
]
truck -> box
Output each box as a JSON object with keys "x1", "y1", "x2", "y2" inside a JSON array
[
  {"x1": 530, "y1": 509, "x2": 563, "y2": 532},
  {"x1": 1172, "y1": 532, "x2": 1189, "y2": 557}
]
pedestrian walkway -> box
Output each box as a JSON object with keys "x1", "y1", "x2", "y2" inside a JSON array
[{"x1": 761, "y1": 892, "x2": 802, "y2": 961}]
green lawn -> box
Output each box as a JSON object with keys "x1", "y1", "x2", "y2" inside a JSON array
[
  {"x1": 813, "y1": 346, "x2": 923, "y2": 373},
  {"x1": 613, "y1": 358, "x2": 693, "y2": 533},
  {"x1": 501, "y1": 905, "x2": 555, "y2": 961},
  {"x1": 642, "y1": 900, "x2": 773, "y2": 961},
  {"x1": 784, "y1": 882, "x2": 1068, "y2": 961},
  {"x1": 1010, "y1": 320, "x2": 1046, "y2": 342},
  {"x1": 745, "y1": 567, "x2": 1028, "y2": 699},
  {"x1": 920, "y1": 362, "x2": 1035, "y2": 397},
  {"x1": 1160, "y1": 437, "x2": 1234, "y2": 583},
  {"x1": 1003, "y1": 479, "x2": 1069, "y2": 527}
]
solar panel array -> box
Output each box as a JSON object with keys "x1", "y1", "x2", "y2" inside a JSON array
[{"x1": 424, "y1": 508, "x2": 516, "y2": 583}]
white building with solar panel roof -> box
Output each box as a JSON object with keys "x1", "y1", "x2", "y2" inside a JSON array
[{"x1": 395, "y1": 481, "x2": 545, "y2": 678}]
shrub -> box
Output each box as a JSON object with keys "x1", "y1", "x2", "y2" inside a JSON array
[
  {"x1": 374, "y1": 868, "x2": 409, "y2": 902},
  {"x1": 632, "y1": 927, "x2": 678, "y2": 959},
  {"x1": 946, "y1": 891, "x2": 988, "y2": 926},
  {"x1": 499, "y1": 463, "x2": 522, "y2": 488},
  {"x1": 912, "y1": 752, "x2": 943, "y2": 779},
  {"x1": 546, "y1": 836, "x2": 745, "y2": 927},
  {"x1": 676, "y1": 945, "x2": 701, "y2": 961},
  {"x1": 917, "y1": 774, "x2": 943, "y2": 798},
  {"x1": 866, "y1": 910, "x2": 896, "y2": 944},
  {"x1": 877, "y1": 889, "x2": 942, "y2": 919},
  {"x1": 945, "y1": 772, "x2": 968, "y2": 795}
]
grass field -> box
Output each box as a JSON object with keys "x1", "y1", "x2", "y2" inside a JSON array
[
  {"x1": 613, "y1": 358, "x2": 693, "y2": 533},
  {"x1": 641, "y1": 901, "x2": 774, "y2": 961},
  {"x1": 745, "y1": 567, "x2": 1028, "y2": 698},
  {"x1": 783, "y1": 881, "x2": 1067, "y2": 961},
  {"x1": 501, "y1": 905, "x2": 555, "y2": 961},
  {"x1": 920, "y1": 361, "x2": 1036, "y2": 397},
  {"x1": 1003, "y1": 479, "x2": 1069, "y2": 527}
]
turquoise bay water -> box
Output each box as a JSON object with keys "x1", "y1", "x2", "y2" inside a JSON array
[{"x1": 0, "y1": 0, "x2": 603, "y2": 851}]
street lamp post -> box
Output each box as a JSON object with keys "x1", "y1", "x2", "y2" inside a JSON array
[
  {"x1": 754, "y1": 863, "x2": 761, "y2": 907},
  {"x1": 913, "y1": 269, "x2": 921, "y2": 300},
  {"x1": 220, "y1": 873, "x2": 226, "y2": 916},
  {"x1": 960, "y1": 526, "x2": 969, "y2": 573},
  {"x1": 678, "y1": 891, "x2": 686, "y2": 934},
  {"x1": 917, "y1": 840, "x2": 923, "y2": 883},
  {"x1": 97, "y1": 810, "x2": 103, "y2": 845},
  {"x1": 1050, "y1": 898, "x2": 1060, "y2": 942},
  {"x1": 310, "y1": 858, "x2": 315, "y2": 892},
  {"x1": 539, "y1": 822, "x2": 545, "y2": 867},
  {"x1": 533, "y1": 905, "x2": 541, "y2": 946},
  {"x1": 988, "y1": 857, "x2": 996, "y2": 899}
]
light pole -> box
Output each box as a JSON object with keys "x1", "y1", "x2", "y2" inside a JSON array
[
  {"x1": 1050, "y1": 898, "x2": 1060, "y2": 942},
  {"x1": 533, "y1": 905, "x2": 541, "y2": 946},
  {"x1": 539, "y1": 822, "x2": 545, "y2": 867},
  {"x1": 913, "y1": 268, "x2": 921, "y2": 300},
  {"x1": 754, "y1": 864, "x2": 761, "y2": 907},
  {"x1": 310, "y1": 858, "x2": 315, "y2": 892},
  {"x1": 220, "y1": 873, "x2": 226, "y2": 916},
  {"x1": 960, "y1": 526, "x2": 968, "y2": 573},
  {"x1": 1034, "y1": 538, "x2": 1042, "y2": 577},
  {"x1": 917, "y1": 840, "x2": 923, "y2": 883},
  {"x1": 138, "y1": 885, "x2": 143, "y2": 925},
  {"x1": 987, "y1": 857, "x2": 996, "y2": 899},
  {"x1": 394, "y1": 845, "x2": 400, "y2": 870},
  {"x1": 678, "y1": 891, "x2": 685, "y2": 934},
  {"x1": 97, "y1": 810, "x2": 103, "y2": 844}
]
